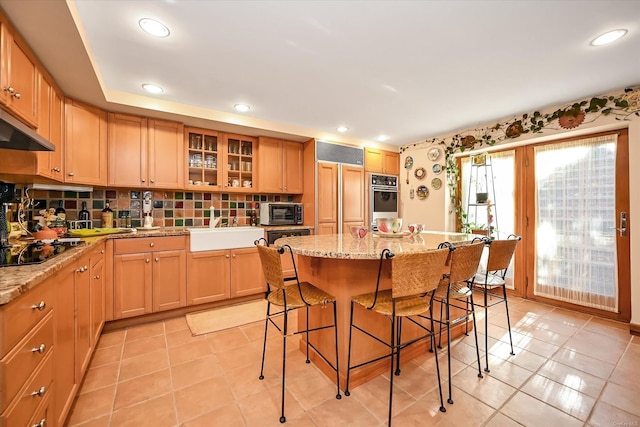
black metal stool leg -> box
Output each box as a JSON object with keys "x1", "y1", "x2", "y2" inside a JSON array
[
  {"x1": 280, "y1": 308, "x2": 288, "y2": 423},
  {"x1": 502, "y1": 285, "x2": 516, "y2": 356},
  {"x1": 445, "y1": 295, "x2": 453, "y2": 404},
  {"x1": 430, "y1": 304, "x2": 446, "y2": 413},
  {"x1": 468, "y1": 291, "x2": 483, "y2": 378},
  {"x1": 388, "y1": 314, "x2": 396, "y2": 426},
  {"x1": 333, "y1": 301, "x2": 341, "y2": 399},
  {"x1": 305, "y1": 306, "x2": 311, "y2": 363},
  {"x1": 395, "y1": 318, "x2": 402, "y2": 376},
  {"x1": 483, "y1": 287, "x2": 490, "y2": 373},
  {"x1": 345, "y1": 301, "x2": 355, "y2": 396},
  {"x1": 259, "y1": 302, "x2": 270, "y2": 380}
]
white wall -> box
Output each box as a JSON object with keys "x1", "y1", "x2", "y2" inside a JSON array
[{"x1": 401, "y1": 89, "x2": 639, "y2": 326}]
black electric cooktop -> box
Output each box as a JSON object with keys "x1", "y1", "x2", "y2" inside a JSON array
[{"x1": 0, "y1": 239, "x2": 84, "y2": 268}]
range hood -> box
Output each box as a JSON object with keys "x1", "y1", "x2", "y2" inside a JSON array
[{"x1": 0, "y1": 109, "x2": 54, "y2": 151}]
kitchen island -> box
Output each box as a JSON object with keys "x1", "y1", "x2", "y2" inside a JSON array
[{"x1": 274, "y1": 231, "x2": 476, "y2": 389}]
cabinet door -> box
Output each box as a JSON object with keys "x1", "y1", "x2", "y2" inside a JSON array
[
  {"x1": 90, "y1": 255, "x2": 105, "y2": 347},
  {"x1": 257, "y1": 137, "x2": 283, "y2": 193},
  {"x1": 65, "y1": 98, "x2": 107, "y2": 185},
  {"x1": 230, "y1": 248, "x2": 266, "y2": 297},
  {"x1": 36, "y1": 73, "x2": 52, "y2": 178},
  {"x1": 383, "y1": 152, "x2": 400, "y2": 175},
  {"x1": 108, "y1": 113, "x2": 147, "y2": 187},
  {"x1": 53, "y1": 264, "x2": 75, "y2": 427},
  {"x1": 186, "y1": 250, "x2": 230, "y2": 305},
  {"x1": 364, "y1": 148, "x2": 383, "y2": 173},
  {"x1": 113, "y1": 253, "x2": 152, "y2": 319},
  {"x1": 316, "y1": 223, "x2": 337, "y2": 235},
  {"x1": 341, "y1": 165, "x2": 366, "y2": 233},
  {"x1": 317, "y1": 162, "x2": 338, "y2": 227},
  {"x1": 149, "y1": 119, "x2": 184, "y2": 189},
  {"x1": 49, "y1": 87, "x2": 64, "y2": 179},
  {"x1": 5, "y1": 31, "x2": 38, "y2": 126},
  {"x1": 152, "y1": 249, "x2": 187, "y2": 312},
  {"x1": 74, "y1": 258, "x2": 92, "y2": 381},
  {"x1": 222, "y1": 133, "x2": 256, "y2": 192},
  {"x1": 283, "y1": 141, "x2": 303, "y2": 193}
]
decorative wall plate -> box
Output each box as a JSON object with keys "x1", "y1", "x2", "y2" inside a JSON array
[
  {"x1": 431, "y1": 177, "x2": 442, "y2": 190},
  {"x1": 432, "y1": 163, "x2": 442, "y2": 174},
  {"x1": 416, "y1": 185, "x2": 429, "y2": 200},
  {"x1": 427, "y1": 147, "x2": 441, "y2": 161},
  {"x1": 414, "y1": 167, "x2": 426, "y2": 179}
]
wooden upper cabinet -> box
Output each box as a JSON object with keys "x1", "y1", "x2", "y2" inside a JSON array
[
  {"x1": 364, "y1": 147, "x2": 400, "y2": 175},
  {"x1": 149, "y1": 119, "x2": 184, "y2": 189},
  {"x1": 0, "y1": 24, "x2": 38, "y2": 127},
  {"x1": 221, "y1": 133, "x2": 256, "y2": 192},
  {"x1": 108, "y1": 113, "x2": 147, "y2": 187},
  {"x1": 257, "y1": 137, "x2": 303, "y2": 193},
  {"x1": 65, "y1": 98, "x2": 107, "y2": 185},
  {"x1": 109, "y1": 114, "x2": 184, "y2": 189}
]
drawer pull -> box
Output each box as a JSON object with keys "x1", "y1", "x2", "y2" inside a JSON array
[
  {"x1": 31, "y1": 344, "x2": 46, "y2": 354},
  {"x1": 32, "y1": 418, "x2": 46, "y2": 427},
  {"x1": 31, "y1": 386, "x2": 47, "y2": 397},
  {"x1": 150, "y1": 242, "x2": 155, "y2": 247},
  {"x1": 155, "y1": 257, "x2": 159, "y2": 262},
  {"x1": 100, "y1": 250, "x2": 105, "y2": 254},
  {"x1": 31, "y1": 301, "x2": 46, "y2": 311}
]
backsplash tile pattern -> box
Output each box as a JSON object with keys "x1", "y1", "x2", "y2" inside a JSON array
[{"x1": 26, "y1": 188, "x2": 293, "y2": 228}]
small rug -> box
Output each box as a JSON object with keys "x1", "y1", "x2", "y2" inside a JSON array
[{"x1": 186, "y1": 299, "x2": 267, "y2": 336}]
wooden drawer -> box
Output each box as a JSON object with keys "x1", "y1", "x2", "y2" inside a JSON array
[
  {"x1": 91, "y1": 242, "x2": 106, "y2": 268},
  {"x1": 0, "y1": 312, "x2": 53, "y2": 409},
  {"x1": 0, "y1": 351, "x2": 53, "y2": 427},
  {"x1": 0, "y1": 279, "x2": 54, "y2": 359},
  {"x1": 27, "y1": 394, "x2": 51, "y2": 427},
  {"x1": 114, "y1": 236, "x2": 186, "y2": 255}
]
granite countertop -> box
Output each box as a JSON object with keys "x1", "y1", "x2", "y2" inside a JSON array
[
  {"x1": 0, "y1": 225, "x2": 311, "y2": 306},
  {"x1": 275, "y1": 231, "x2": 476, "y2": 260}
]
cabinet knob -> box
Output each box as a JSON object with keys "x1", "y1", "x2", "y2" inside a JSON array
[
  {"x1": 150, "y1": 242, "x2": 155, "y2": 247},
  {"x1": 225, "y1": 254, "x2": 229, "y2": 258},
  {"x1": 32, "y1": 418, "x2": 46, "y2": 427},
  {"x1": 94, "y1": 275, "x2": 100, "y2": 280},
  {"x1": 30, "y1": 386, "x2": 47, "y2": 397},
  {"x1": 141, "y1": 179, "x2": 146, "y2": 183},
  {"x1": 155, "y1": 257, "x2": 159, "y2": 262},
  {"x1": 100, "y1": 250, "x2": 105, "y2": 254},
  {"x1": 31, "y1": 301, "x2": 46, "y2": 311},
  {"x1": 146, "y1": 258, "x2": 150, "y2": 263},
  {"x1": 13, "y1": 92, "x2": 21, "y2": 99},
  {"x1": 68, "y1": 172, "x2": 74, "y2": 177},
  {"x1": 150, "y1": 179, "x2": 154, "y2": 183},
  {"x1": 232, "y1": 254, "x2": 236, "y2": 258},
  {"x1": 51, "y1": 167, "x2": 60, "y2": 172},
  {"x1": 31, "y1": 344, "x2": 46, "y2": 354},
  {"x1": 3, "y1": 86, "x2": 14, "y2": 94}
]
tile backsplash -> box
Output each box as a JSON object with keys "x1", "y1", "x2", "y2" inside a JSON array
[{"x1": 24, "y1": 188, "x2": 294, "y2": 228}]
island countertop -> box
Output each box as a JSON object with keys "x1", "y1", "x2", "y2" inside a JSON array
[{"x1": 275, "y1": 231, "x2": 477, "y2": 259}]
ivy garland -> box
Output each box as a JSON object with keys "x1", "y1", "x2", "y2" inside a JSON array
[{"x1": 400, "y1": 87, "x2": 640, "y2": 230}]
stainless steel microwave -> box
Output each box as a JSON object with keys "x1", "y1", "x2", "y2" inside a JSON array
[{"x1": 260, "y1": 202, "x2": 304, "y2": 225}]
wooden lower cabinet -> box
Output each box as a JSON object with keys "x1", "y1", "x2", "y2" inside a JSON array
[
  {"x1": 187, "y1": 247, "x2": 265, "y2": 305},
  {"x1": 53, "y1": 243, "x2": 105, "y2": 427},
  {"x1": 113, "y1": 236, "x2": 187, "y2": 319}
]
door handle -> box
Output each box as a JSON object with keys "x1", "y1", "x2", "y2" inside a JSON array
[{"x1": 616, "y1": 212, "x2": 628, "y2": 237}]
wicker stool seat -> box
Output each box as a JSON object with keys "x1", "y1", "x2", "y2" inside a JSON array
[
  {"x1": 255, "y1": 239, "x2": 341, "y2": 424},
  {"x1": 345, "y1": 247, "x2": 451, "y2": 426}
]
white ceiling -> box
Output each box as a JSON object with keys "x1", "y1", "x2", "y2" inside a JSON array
[{"x1": 2, "y1": 1, "x2": 640, "y2": 147}]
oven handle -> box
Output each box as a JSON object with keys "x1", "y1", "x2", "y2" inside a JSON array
[{"x1": 371, "y1": 185, "x2": 398, "y2": 192}]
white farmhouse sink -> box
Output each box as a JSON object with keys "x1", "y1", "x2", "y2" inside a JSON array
[{"x1": 188, "y1": 227, "x2": 264, "y2": 252}]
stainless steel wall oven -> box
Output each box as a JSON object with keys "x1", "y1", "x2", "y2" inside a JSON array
[{"x1": 369, "y1": 174, "x2": 398, "y2": 230}]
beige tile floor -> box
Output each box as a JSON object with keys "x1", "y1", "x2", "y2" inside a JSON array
[{"x1": 66, "y1": 297, "x2": 640, "y2": 427}]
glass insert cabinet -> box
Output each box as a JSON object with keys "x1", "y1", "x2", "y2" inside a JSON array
[{"x1": 186, "y1": 128, "x2": 256, "y2": 191}]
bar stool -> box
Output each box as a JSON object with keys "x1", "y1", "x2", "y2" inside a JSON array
[
  {"x1": 431, "y1": 240, "x2": 485, "y2": 404},
  {"x1": 254, "y1": 239, "x2": 341, "y2": 423},
  {"x1": 472, "y1": 234, "x2": 521, "y2": 372},
  {"x1": 344, "y1": 247, "x2": 451, "y2": 426}
]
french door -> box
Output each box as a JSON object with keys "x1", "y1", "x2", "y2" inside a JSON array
[
  {"x1": 524, "y1": 130, "x2": 630, "y2": 320},
  {"x1": 459, "y1": 129, "x2": 630, "y2": 320}
]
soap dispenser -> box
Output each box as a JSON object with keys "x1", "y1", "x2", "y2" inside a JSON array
[{"x1": 209, "y1": 206, "x2": 216, "y2": 228}]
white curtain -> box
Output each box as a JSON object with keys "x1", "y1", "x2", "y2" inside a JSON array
[{"x1": 534, "y1": 135, "x2": 618, "y2": 312}]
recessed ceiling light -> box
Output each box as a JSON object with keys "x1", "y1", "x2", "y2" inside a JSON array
[
  {"x1": 591, "y1": 29, "x2": 627, "y2": 46},
  {"x1": 234, "y1": 104, "x2": 251, "y2": 112},
  {"x1": 142, "y1": 83, "x2": 164, "y2": 94},
  {"x1": 376, "y1": 135, "x2": 389, "y2": 142},
  {"x1": 139, "y1": 18, "x2": 170, "y2": 38},
  {"x1": 337, "y1": 126, "x2": 349, "y2": 133}
]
